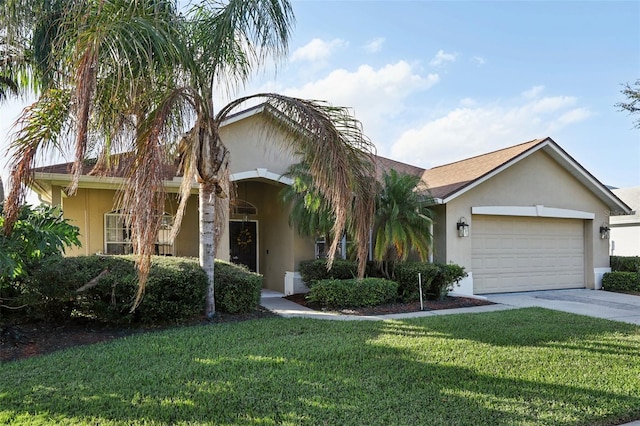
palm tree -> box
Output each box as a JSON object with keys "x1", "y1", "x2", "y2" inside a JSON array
[
  {"x1": 1, "y1": 0, "x2": 377, "y2": 316},
  {"x1": 374, "y1": 169, "x2": 434, "y2": 279},
  {"x1": 280, "y1": 161, "x2": 337, "y2": 246}
]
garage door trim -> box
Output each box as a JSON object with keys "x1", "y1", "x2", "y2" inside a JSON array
[{"x1": 472, "y1": 205, "x2": 595, "y2": 220}]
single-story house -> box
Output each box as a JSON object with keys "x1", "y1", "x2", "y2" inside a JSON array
[
  {"x1": 30, "y1": 105, "x2": 632, "y2": 295},
  {"x1": 610, "y1": 186, "x2": 640, "y2": 256}
]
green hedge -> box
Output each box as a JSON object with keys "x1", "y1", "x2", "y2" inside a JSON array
[
  {"x1": 610, "y1": 256, "x2": 640, "y2": 272},
  {"x1": 298, "y1": 259, "x2": 359, "y2": 286},
  {"x1": 394, "y1": 262, "x2": 467, "y2": 301},
  {"x1": 213, "y1": 260, "x2": 263, "y2": 313},
  {"x1": 602, "y1": 272, "x2": 640, "y2": 293},
  {"x1": 16, "y1": 256, "x2": 265, "y2": 323},
  {"x1": 24, "y1": 255, "x2": 207, "y2": 324},
  {"x1": 306, "y1": 278, "x2": 398, "y2": 309}
]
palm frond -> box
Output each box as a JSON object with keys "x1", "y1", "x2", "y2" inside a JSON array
[
  {"x1": 3, "y1": 88, "x2": 72, "y2": 235},
  {"x1": 188, "y1": 0, "x2": 294, "y2": 92},
  {"x1": 216, "y1": 93, "x2": 376, "y2": 278}
]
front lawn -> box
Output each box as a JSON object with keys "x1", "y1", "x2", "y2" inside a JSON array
[{"x1": 2, "y1": 308, "x2": 639, "y2": 425}]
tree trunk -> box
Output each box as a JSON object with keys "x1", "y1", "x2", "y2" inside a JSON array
[{"x1": 200, "y1": 180, "x2": 216, "y2": 318}]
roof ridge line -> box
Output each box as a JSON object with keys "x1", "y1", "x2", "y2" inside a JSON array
[{"x1": 427, "y1": 137, "x2": 548, "y2": 170}]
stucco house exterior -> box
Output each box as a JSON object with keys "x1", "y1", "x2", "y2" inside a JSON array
[
  {"x1": 29, "y1": 105, "x2": 631, "y2": 296},
  {"x1": 610, "y1": 186, "x2": 640, "y2": 256}
]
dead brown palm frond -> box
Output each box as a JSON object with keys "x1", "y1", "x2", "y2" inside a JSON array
[
  {"x1": 114, "y1": 86, "x2": 196, "y2": 310},
  {"x1": 3, "y1": 87, "x2": 72, "y2": 235},
  {"x1": 68, "y1": 43, "x2": 99, "y2": 195},
  {"x1": 216, "y1": 93, "x2": 376, "y2": 278}
]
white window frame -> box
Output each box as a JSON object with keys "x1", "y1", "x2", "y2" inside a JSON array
[{"x1": 104, "y1": 211, "x2": 175, "y2": 255}]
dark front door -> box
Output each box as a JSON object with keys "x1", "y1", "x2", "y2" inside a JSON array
[{"x1": 229, "y1": 221, "x2": 257, "y2": 272}]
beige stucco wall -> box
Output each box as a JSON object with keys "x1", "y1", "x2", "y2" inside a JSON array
[
  {"x1": 58, "y1": 187, "x2": 199, "y2": 258},
  {"x1": 220, "y1": 114, "x2": 299, "y2": 177},
  {"x1": 33, "y1": 109, "x2": 340, "y2": 293},
  {"x1": 217, "y1": 179, "x2": 315, "y2": 292},
  {"x1": 442, "y1": 150, "x2": 610, "y2": 290},
  {"x1": 430, "y1": 204, "x2": 448, "y2": 264}
]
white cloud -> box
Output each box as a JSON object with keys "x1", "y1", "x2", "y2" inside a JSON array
[
  {"x1": 429, "y1": 50, "x2": 457, "y2": 67},
  {"x1": 279, "y1": 61, "x2": 439, "y2": 143},
  {"x1": 364, "y1": 37, "x2": 385, "y2": 53},
  {"x1": 390, "y1": 94, "x2": 593, "y2": 168},
  {"x1": 291, "y1": 38, "x2": 347, "y2": 63},
  {"x1": 472, "y1": 56, "x2": 486, "y2": 66},
  {"x1": 459, "y1": 97, "x2": 477, "y2": 107},
  {"x1": 522, "y1": 85, "x2": 545, "y2": 99}
]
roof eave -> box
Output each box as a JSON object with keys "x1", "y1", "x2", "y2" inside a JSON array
[
  {"x1": 440, "y1": 137, "x2": 633, "y2": 214},
  {"x1": 31, "y1": 172, "x2": 196, "y2": 194}
]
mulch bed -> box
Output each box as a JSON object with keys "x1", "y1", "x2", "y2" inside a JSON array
[
  {"x1": 285, "y1": 293, "x2": 494, "y2": 316},
  {"x1": 1, "y1": 307, "x2": 278, "y2": 364},
  {"x1": 2, "y1": 295, "x2": 493, "y2": 364}
]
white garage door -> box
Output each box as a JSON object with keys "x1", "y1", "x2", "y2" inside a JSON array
[{"x1": 471, "y1": 215, "x2": 584, "y2": 294}]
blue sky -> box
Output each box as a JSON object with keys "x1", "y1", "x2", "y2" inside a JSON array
[{"x1": 1, "y1": 0, "x2": 639, "y2": 193}]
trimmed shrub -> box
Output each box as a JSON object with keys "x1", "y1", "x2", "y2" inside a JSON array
[
  {"x1": 610, "y1": 256, "x2": 640, "y2": 272},
  {"x1": 298, "y1": 259, "x2": 359, "y2": 286},
  {"x1": 214, "y1": 260, "x2": 263, "y2": 313},
  {"x1": 137, "y1": 257, "x2": 208, "y2": 323},
  {"x1": 20, "y1": 255, "x2": 133, "y2": 322},
  {"x1": 602, "y1": 272, "x2": 640, "y2": 293},
  {"x1": 306, "y1": 278, "x2": 398, "y2": 309},
  {"x1": 26, "y1": 255, "x2": 207, "y2": 324},
  {"x1": 394, "y1": 262, "x2": 467, "y2": 301}
]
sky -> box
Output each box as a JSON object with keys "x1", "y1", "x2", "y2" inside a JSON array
[{"x1": 1, "y1": 0, "x2": 639, "y2": 200}]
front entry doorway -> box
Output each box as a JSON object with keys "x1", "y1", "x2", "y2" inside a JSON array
[{"x1": 229, "y1": 221, "x2": 258, "y2": 272}]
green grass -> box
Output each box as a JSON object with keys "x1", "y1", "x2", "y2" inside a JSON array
[{"x1": 2, "y1": 308, "x2": 640, "y2": 425}]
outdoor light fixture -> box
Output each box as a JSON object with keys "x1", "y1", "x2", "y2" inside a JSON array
[
  {"x1": 599, "y1": 224, "x2": 610, "y2": 240},
  {"x1": 457, "y1": 217, "x2": 470, "y2": 237}
]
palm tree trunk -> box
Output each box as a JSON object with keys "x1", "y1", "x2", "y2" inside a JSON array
[{"x1": 200, "y1": 180, "x2": 216, "y2": 318}]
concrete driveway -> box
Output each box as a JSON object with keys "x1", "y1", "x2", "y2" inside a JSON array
[{"x1": 483, "y1": 289, "x2": 640, "y2": 325}]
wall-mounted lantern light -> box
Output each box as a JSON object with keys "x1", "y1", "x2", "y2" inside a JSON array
[
  {"x1": 457, "y1": 217, "x2": 470, "y2": 237},
  {"x1": 599, "y1": 224, "x2": 610, "y2": 240}
]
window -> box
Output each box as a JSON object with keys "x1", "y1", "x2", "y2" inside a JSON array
[
  {"x1": 104, "y1": 211, "x2": 174, "y2": 255},
  {"x1": 231, "y1": 199, "x2": 257, "y2": 216}
]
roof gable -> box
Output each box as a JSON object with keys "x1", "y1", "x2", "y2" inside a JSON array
[
  {"x1": 421, "y1": 138, "x2": 545, "y2": 199},
  {"x1": 421, "y1": 137, "x2": 631, "y2": 214}
]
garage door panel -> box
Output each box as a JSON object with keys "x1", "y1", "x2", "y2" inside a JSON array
[{"x1": 472, "y1": 215, "x2": 584, "y2": 293}]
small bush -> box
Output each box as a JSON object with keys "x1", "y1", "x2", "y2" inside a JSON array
[
  {"x1": 602, "y1": 272, "x2": 640, "y2": 293},
  {"x1": 394, "y1": 262, "x2": 467, "y2": 301},
  {"x1": 138, "y1": 257, "x2": 208, "y2": 323},
  {"x1": 25, "y1": 255, "x2": 207, "y2": 324},
  {"x1": 214, "y1": 260, "x2": 263, "y2": 313},
  {"x1": 298, "y1": 259, "x2": 359, "y2": 286},
  {"x1": 610, "y1": 256, "x2": 640, "y2": 272},
  {"x1": 306, "y1": 278, "x2": 398, "y2": 309}
]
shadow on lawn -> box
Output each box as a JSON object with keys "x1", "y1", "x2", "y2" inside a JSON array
[
  {"x1": 1, "y1": 313, "x2": 639, "y2": 425},
  {"x1": 396, "y1": 307, "x2": 640, "y2": 351}
]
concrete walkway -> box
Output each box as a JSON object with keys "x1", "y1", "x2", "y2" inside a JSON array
[
  {"x1": 260, "y1": 289, "x2": 515, "y2": 321},
  {"x1": 261, "y1": 288, "x2": 640, "y2": 324},
  {"x1": 483, "y1": 289, "x2": 640, "y2": 325}
]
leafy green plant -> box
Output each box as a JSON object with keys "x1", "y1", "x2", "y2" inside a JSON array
[
  {"x1": 610, "y1": 256, "x2": 640, "y2": 272},
  {"x1": 214, "y1": 260, "x2": 263, "y2": 314},
  {"x1": 0, "y1": 204, "x2": 80, "y2": 279},
  {"x1": 395, "y1": 262, "x2": 467, "y2": 301},
  {"x1": 602, "y1": 271, "x2": 640, "y2": 293},
  {"x1": 23, "y1": 255, "x2": 207, "y2": 324},
  {"x1": 373, "y1": 169, "x2": 434, "y2": 278},
  {"x1": 298, "y1": 258, "x2": 359, "y2": 287},
  {"x1": 306, "y1": 277, "x2": 398, "y2": 308}
]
